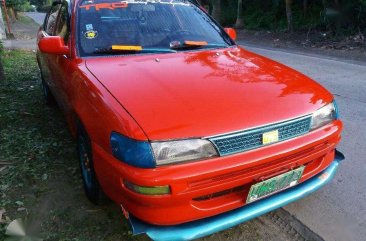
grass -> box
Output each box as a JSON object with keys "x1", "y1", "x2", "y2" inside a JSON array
[{"x1": 0, "y1": 50, "x2": 148, "y2": 241}]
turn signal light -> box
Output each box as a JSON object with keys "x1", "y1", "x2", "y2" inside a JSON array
[{"x1": 124, "y1": 180, "x2": 170, "y2": 195}]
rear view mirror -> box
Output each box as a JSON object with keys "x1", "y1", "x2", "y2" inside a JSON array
[
  {"x1": 38, "y1": 35, "x2": 69, "y2": 55},
  {"x1": 224, "y1": 28, "x2": 237, "y2": 41}
]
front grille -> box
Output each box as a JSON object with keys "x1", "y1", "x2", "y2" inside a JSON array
[
  {"x1": 209, "y1": 115, "x2": 312, "y2": 156},
  {"x1": 193, "y1": 185, "x2": 247, "y2": 201}
]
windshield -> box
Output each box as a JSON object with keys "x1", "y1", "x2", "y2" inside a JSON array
[{"x1": 77, "y1": 0, "x2": 233, "y2": 56}]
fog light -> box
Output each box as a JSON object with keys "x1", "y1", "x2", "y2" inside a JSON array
[{"x1": 124, "y1": 180, "x2": 170, "y2": 195}]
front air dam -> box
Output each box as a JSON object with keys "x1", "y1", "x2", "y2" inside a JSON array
[{"x1": 128, "y1": 150, "x2": 345, "y2": 241}]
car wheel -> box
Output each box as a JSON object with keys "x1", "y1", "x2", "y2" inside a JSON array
[{"x1": 77, "y1": 124, "x2": 106, "y2": 205}]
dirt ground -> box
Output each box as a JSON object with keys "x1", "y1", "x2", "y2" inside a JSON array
[
  {"x1": 8, "y1": 14, "x2": 39, "y2": 40},
  {"x1": 236, "y1": 29, "x2": 366, "y2": 62}
]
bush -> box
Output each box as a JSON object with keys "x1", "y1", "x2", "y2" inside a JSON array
[
  {"x1": 18, "y1": 2, "x2": 36, "y2": 12},
  {"x1": 217, "y1": 0, "x2": 366, "y2": 34},
  {"x1": 221, "y1": 1, "x2": 237, "y2": 27},
  {"x1": 37, "y1": 5, "x2": 51, "y2": 13}
]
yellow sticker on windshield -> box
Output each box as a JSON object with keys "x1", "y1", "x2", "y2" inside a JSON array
[
  {"x1": 85, "y1": 30, "x2": 98, "y2": 39},
  {"x1": 112, "y1": 45, "x2": 142, "y2": 51},
  {"x1": 184, "y1": 41, "x2": 208, "y2": 46}
]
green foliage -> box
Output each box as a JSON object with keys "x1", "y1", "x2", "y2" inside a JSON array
[
  {"x1": 30, "y1": 0, "x2": 52, "y2": 10},
  {"x1": 5, "y1": 0, "x2": 28, "y2": 10},
  {"x1": 18, "y1": 1, "x2": 36, "y2": 12},
  {"x1": 30, "y1": 0, "x2": 47, "y2": 7},
  {"x1": 36, "y1": 4, "x2": 51, "y2": 12},
  {"x1": 328, "y1": 0, "x2": 366, "y2": 33},
  {"x1": 220, "y1": 0, "x2": 237, "y2": 27},
  {"x1": 217, "y1": 0, "x2": 366, "y2": 34}
]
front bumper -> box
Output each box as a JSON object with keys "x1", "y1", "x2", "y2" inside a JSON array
[
  {"x1": 129, "y1": 150, "x2": 344, "y2": 241},
  {"x1": 94, "y1": 121, "x2": 342, "y2": 225}
]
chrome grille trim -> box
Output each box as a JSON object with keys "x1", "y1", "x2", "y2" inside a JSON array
[{"x1": 208, "y1": 115, "x2": 312, "y2": 156}]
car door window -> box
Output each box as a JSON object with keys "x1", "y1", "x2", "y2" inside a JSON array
[
  {"x1": 44, "y1": 4, "x2": 61, "y2": 35},
  {"x1": 55, "y1": 3, "x2": 70, "y2": 43}
]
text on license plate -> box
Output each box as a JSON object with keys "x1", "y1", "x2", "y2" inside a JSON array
[{"x1": 246, "y1": 166, "x2": 305, "y2": 203}]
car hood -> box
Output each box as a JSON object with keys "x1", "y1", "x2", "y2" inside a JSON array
[{"x1": 85, "y1": 46, "x2": 332, "y2": 140}]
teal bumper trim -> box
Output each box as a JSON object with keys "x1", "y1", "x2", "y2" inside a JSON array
[{"x1": 129, "y1": 150, "x2": 345, "y2": 241}]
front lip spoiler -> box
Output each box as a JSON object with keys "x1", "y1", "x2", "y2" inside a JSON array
[{"x1": 129, "y1": 150, "x2": 345, "y2": 241}]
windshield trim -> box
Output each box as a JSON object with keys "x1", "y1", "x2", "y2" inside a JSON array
[{"x1": 81, "y1": 45, "x2": 237, "y2": 59}]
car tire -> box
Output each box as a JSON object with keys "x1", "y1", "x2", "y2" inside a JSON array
[{"x1": 77, "y1": 124, "x2": 107, "y2": 205}]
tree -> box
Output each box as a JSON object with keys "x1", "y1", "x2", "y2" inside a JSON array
[
  {"x1": 5, "y1": 0, "x2": 28, "y2": 21},
  {"x1": 210, "y1": 0, "x2": 221, "y2": 23},
  {"x1": 235, "y1": 0, "x2": 244, "y2": 29},
  {"x1": 285, "y1": 0, "x2": 293, "y2": 31}
]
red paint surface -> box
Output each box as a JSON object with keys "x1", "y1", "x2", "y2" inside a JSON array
[{"x1": 37, "y1": 0, "x2": 342, "y2": 225}]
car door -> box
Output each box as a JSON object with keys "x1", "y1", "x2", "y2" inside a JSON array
[
  {"x1": 37, "y1": 2, "x2": 62, "y2": 92},
  {"x1": 48, "y1": 0, "x2": 73, "y2": 114}
]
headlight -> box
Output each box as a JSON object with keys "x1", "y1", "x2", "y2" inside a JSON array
[
  {"x1": 310, "y1": 101, "x2": 338, "y2": 130},
  {"x1": 151, "y1": 139, "x2": 218, "y2": 166},
  {"x1": 111, "y1": 132, "x2": 155, "y2": 168},
  {"x1": 111, "y1": 132, "x2": 218, "y2": 168}
]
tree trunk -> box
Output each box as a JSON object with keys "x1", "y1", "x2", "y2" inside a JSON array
[
  {"x1": 8, "y1": 7, "x2": 17, "y2": 22},
  {"x1": 235, "y1": 0, "x2": 245, "y2": 29},
  {"x1": 285, "y1": 0, "x2": 293, "y2": 32},
  {"x1": 211, "y1": 0, "x2": 221, "y2": 23}
]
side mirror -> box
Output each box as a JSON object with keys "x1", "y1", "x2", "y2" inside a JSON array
[
  {"x1": 38, "y1": 36, "x2": 69, "y2": 55},
  {"x1": 224, "y1": 28, "x2": 237, "y2": 41}
]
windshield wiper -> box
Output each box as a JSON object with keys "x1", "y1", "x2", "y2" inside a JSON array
[
  {"x1": 93, "y1": 47, "x2": 177, "y2": 55},
  {"x1": 170, "y1": 42, "x2": 228, "y2": 51}
]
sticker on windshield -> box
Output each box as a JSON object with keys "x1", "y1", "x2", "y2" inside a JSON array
[
  {"x1": 80, "y1": 2, "x2": 128, "y2": 11},
  {"x1": 184, "y1": 41, "x2": 208, "y2": 46},
  {"x1": 85, "y1": 30, "x2": 98, "y2": 39},
  {"x1": 112, "y1": 45, "x2": 142, "y2": 51},
  {"x1": 86, "y1": 24, "x2": 93, "y2": 31}
]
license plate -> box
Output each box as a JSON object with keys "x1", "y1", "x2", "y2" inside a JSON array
[{"x1": 246, "y1": 166, "x2": 305, "y2": 203}]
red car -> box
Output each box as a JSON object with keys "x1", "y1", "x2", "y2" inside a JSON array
[{"x1": 37, "y1": 0, "x2": 344, "y2": 240}]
